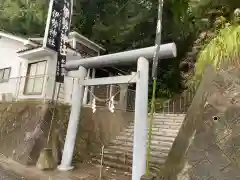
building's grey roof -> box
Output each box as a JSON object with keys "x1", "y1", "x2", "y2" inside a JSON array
[
  {"x1": 17, "y1": 46, "x2": 42, "y2": 53},
  {"x1": 17, "y1": 41, "x2": 92, "y2": 58},
  {"x1": 0, "y1": 30, "x2": 105, "y2": 54},
  {"x1": 17, "y1": 40, "x2": 42, "y2": 53}
]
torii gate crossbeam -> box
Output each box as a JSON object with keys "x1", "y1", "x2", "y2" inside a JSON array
[{"x1": 65, "y1": 43, "x2": 176, "y2": 69}]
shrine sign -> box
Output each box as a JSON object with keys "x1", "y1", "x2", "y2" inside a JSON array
[{"x1": 43, "y1": 0, "x2": 73, "y2": 83}]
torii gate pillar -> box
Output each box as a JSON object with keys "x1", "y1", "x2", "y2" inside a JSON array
[
  {"x1": 132, "y1": 57, "x2": 149, "y2": 180},
  {"x1": 58, "y1": 66, "x2": 87, "y2": 171}
]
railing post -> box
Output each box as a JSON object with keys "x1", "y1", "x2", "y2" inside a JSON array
[
  {"x1": 173, "y1": 100, "x2": 175, "y2": 114},
  {"x1": 167, "y1": 101, "x2": 170, "y2": 114},
  {"x1": 180, "y1": 96, "x2": 182, "y2": 113},
  {"x1": 185, "y1": 91, "x2": 188, "y2": 112},
  {"x1": 162, "y1": 102, "x2": 165, "y2": 114}
]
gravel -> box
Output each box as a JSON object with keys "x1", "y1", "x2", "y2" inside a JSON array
[{"x1": 0, "y1": 167, "x2": 26, "y2": 180}]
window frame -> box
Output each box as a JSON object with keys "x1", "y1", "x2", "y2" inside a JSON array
[
  {"x1": 0, "y1": 67, "x2": 11, "y2": 83},
  {"x1": 24, "y1": 60, "x2": 47, "y2": 95}
]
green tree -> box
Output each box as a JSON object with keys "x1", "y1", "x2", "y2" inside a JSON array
[
  {"x1": 0, "y1": 0, "x2": 197, "y2": 97},
  {"x1": 182, "y1": 1, "x2": 240, "y2": 87},
  {"x1": 192, "y1": 24, "x2": 240, "y2": 86},
  {"x1": 0, "y1": 0, "x2": 48, "y2": 36}
]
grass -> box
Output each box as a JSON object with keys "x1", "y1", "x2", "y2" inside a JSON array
[{"x1": 190, "y1": 25, "x2": 240, "y2": 87}]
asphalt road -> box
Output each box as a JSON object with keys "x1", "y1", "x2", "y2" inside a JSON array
[{"x1": 0, "y1": 167, "x2": 26, "y2": 180}]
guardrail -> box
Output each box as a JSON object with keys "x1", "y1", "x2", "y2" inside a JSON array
[{"x1": 155, "y1": 87, "x2": 196, "y2": 114}]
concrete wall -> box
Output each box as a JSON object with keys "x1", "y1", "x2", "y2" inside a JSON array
[
  {"x1": 0, "y1": 101, "x2": 134, "y2": 165},
  {"x1": 58, "y1": 106, "x2": 134, "y2": 160},
  {"x1": 158, "y1": 67, "x2": 240, "y2": 180},
  {"x1": 0, "y1": 101, "x2": 51, "y2": 165}
]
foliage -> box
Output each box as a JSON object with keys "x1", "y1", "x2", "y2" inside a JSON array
[
  {"x1": 0, "y1": 0, "x2": 48, "y2": 36},
  {"x1": 181, "y1": 1, "x2": 240, "y2": 88},
  {"x1": 0, "y1": 0, "x2": 197, "y2": 96},
  {"x1": 191, "y1": 25, "x2": 240, "y2": 87}
]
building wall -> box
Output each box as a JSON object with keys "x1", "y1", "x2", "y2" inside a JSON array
[
  {"x1": 17, "y1": 55, "x2": 57, "y2": 100},
  {"x1": 0, "y1": 36, "x2": 92, "y2": 103},
  {"x1": 0, "y1": 36, "x2": 122, "y2": 107},
  {"x1": 0, "y1": 37, "x2": 25, "y2": 99},
  {"x1": 0, "y1": 37, "x2": 59, "y2": 101}
]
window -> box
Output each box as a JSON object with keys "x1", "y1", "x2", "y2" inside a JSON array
[
  {"x1": 24, "y1": 61, "x2": 47, "y2": 94},
  {"x1": 0, "y1": 67, "x2": 11, "y2": 82}
]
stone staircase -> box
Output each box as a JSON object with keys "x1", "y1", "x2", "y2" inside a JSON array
[{"x1": 93, "y1": 113, "x2": 185, "y2": 174}]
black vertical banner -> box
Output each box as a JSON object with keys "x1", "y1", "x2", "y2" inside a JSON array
[
  {"x1": 57, "y1": 0, "x2": 73, "y2": 83},
  {"x1": 43, "y1": 0, "x2": 73, "y2": 83},
  {"x1": 43, "y1": 0, "x2": 63, "y2": 51}
]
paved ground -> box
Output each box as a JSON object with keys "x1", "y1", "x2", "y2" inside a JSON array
[
  {"x1": 0, "y1": 166, "x2": 26, "y2": 180},
  {"x1": 0, "y1": 156, "x2": 132, "y2": 180},
  {"x1": 0, "y1": 164, "x2": 132, "y2": 180}
]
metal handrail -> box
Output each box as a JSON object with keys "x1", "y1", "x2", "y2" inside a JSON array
[{"x1": 156, "y1": 88, "x2": 196, "y2": 114}]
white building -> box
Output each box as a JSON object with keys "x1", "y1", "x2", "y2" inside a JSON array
[
  {"x1": 0, "y1": 31, "x2": 102, "y2": 102},
  {"x1": 0, "y1": 31, "x2": 135, "y2": 110}
]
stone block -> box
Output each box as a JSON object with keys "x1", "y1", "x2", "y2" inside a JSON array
[
  {"x1": 141, "y1": 174, "x2": 156, "y2": 180},
  {"x1": 36, "y1": 148, "x2": 56, "y2": 170}
]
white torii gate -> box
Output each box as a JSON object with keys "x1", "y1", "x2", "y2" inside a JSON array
[{"x1": 58, "y1": 43, "x2": 177, "y2": 180}]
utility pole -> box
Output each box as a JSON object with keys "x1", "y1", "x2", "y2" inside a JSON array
[{"x1": 146, "y1": 0, "x2": 164, "y2": 176}]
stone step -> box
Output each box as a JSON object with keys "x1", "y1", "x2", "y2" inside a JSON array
[
  {"x1": 104, "y1": 146, "x2": 169, "y2": 158},
  {"x1": 103, "y1": 153, "x2": 166, "y2": 166},
  {"x1": 91, "y1": 114, "x2": 185, "y2": 174},
  {"x1": 152, "y1": 117, "x2": 184, "y2": 123},
  {"x1": 149, "y1": 120, "x2": 183, "y2": 125},
  {"x1": 106, "y1": 142, "x2": 172, "y2": 153},
  {"x1": 128, "y1": 124, "x2": 181, "y2": 130},
  {"x1": 153, "y1": 117, "x2": 185, "y2": 121},
  {"x1": 92, "y1": 158, "x2": 131, "y2": 172},
  {"x1": 93, "y1": 157, "x2": 162, "y2": 173},
  {"x1": 152, "y1": 114, "x2": 185, "y2": 117},
  {"x1": 123, "y1": 128, "x2": 179, "y2": 135},
  {"x1": 152, "y1": 115, "x2": 185, "y2": 118},
  {"x1": 120, "y1": 130, "x2": 179, "y2": 138},
  {"x1": 152, "y1": 113, "x2": 185, "y2": 117},
  {"x1": 131, "y1": 120, "x2": 183, "y2": 124},
  {"x1": 149, "y1": 119, "x2": 183, "y2": 124},
  {"x1": 130, "y1": 120, "x2": 183, "y2": 126},
  {"x1": 111, "y1": 140, "x2": 174, "y2": 150},
  {"x1": 116, "y1": 133, "x2": 178, "y2": 144},
  {"x1": 114, "y1": 134, "x2": 175, "y2": 143}
]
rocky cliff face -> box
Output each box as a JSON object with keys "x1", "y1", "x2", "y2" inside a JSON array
[{"x1": 157, "y1": 66, "x2": 240, "y2": 179}]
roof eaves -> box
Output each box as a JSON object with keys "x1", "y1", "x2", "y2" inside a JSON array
[
  {"x1": 0, "y1": 31, "x2": 28, "y2": 44},
  {"x1": 69, "y1": 31, "x2": 106, "y2": 52},
  {"x1": 17, "y1": 45, "x2": 42, "y2": 54}
]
